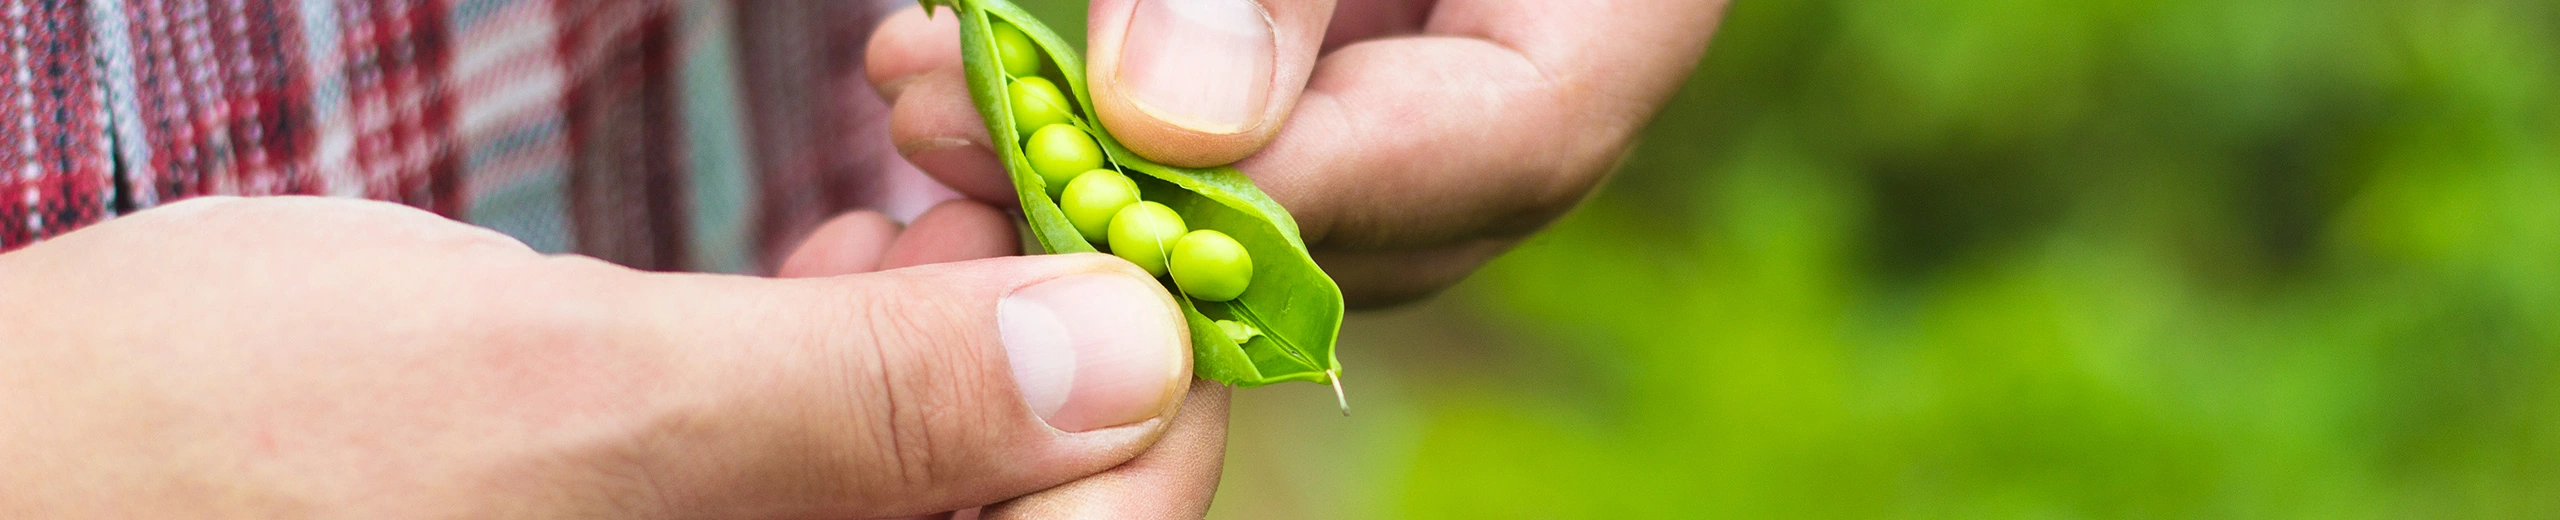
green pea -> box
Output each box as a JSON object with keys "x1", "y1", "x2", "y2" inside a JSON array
[
  {"x1": 1007, "y1": 77, "x2": 1073, "y2": 137},
  {"x1": 1170, "y1": 229, "x2": 1252, "y2": 301},
  {"x1": 1108, "y1": 201, "x2": 1188, "y2": 277},
  {"x1": 1025, "y1": 124, "x2": 1103, "y2": 196},
  {"x1": 1060, "y1": 169, "x2": 1139, "y2": 245},
  {"x1": 991, "y1": 22, "x2": 1042, "y2": 78}
]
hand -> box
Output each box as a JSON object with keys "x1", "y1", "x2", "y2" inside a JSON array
[
  {"x1": 868, "y1": 0, "x2": 1729, "y2": 307},
  {"x1": 780, "y1": 201, "x2": 1232, "y2": 520},
  {"x1": 0, "y1": 197, "x2": 1194, "y2": 519}
]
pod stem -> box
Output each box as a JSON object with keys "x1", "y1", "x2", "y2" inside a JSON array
[{"x1": 1330, "y1": 369, "x2": 1349, "y2": 416}]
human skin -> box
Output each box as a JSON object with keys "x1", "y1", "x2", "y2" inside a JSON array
[
  {"x1": 785, "y1": 202, "x2": 1233, "y2": 520},
  {"x1": 0, "y1": 196, "x2": 1197, "y2": 519},
  {"x1": 0, "y1": 0, "x2": 1727, "y2": 515},
  {"x1": 871, "y1": 0, "x2": 1731, "y2": 308},
  {"x1": 860, "y1": 1, "x2": 1726, "y2": 513}
]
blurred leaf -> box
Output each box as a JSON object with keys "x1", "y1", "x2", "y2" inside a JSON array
[{"x1": 1210, "y1": 0, "x2": 2560, "y2": 517}]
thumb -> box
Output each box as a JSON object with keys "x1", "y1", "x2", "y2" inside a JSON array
[
  {"x1": 624, "y1": 254, "x2": 1191, "y2": 518},
  {"x1": 1087, "y1": 0, "x2": 1333, "y2": 167}
]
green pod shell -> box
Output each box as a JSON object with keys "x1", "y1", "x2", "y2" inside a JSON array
[{"x1": 923, "y1": 0, "x2": 1344, "y2": 388}]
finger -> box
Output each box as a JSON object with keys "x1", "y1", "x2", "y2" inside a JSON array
[
  {"x1": 1239, "y1": 0, "x2": 1727, "y2": 250},
  {"x1": 1315, "y1": 238, "x2": 1516, "y2": 308},
  {"x1": 886, "y1": 66, "x2": 1019, "y2": 206},
  {"x1": 777, "y1": 211, "x2": 903, "y2": 278},
  {"x1": 881, "y1": 200, "x2": 1023, "y2": 269},
  {"x1": 1086, "y1": 0, "x2": 1335, "y2": 167},
  {"x1": 1319, "y1": 0, "x2": 1434, "y2": 51},
  {"x1": 871, "y1": 7, "x2": 1019, "y2": 207},
  {"x1": 982, "y1": 380, "x2": 1230, "y2": 520},
  {"x1": 619, "y1": 254, "x2": 1194, "y2": 518},
  {"x1": 867, "y1": 6, "x2": 962, "y2": 103}
]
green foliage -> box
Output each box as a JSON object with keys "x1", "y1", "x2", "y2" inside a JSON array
[{"x1": 1185, "y1": 0, "x2": 2560, "y2": 517}]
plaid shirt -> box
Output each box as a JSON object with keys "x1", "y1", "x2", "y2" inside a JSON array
[{"x1": 0, "y1": 0, "x2": 944, "y2": 273}]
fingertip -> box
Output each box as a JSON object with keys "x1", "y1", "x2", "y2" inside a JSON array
[
  {"x1": 1092, "y1": 95, "x2": 1276, "y2": 168},
  {"x1": 868, "y1": 5, "x2": 963, "y2": 101},
  {"x1": 902, "y1": 139, "x2": 1018, "y2": 206},
  {"x1": 644, "y1": 252, "x2": 1186, "y2": 516},
  {"x1": 997, "y1": 267, "x2": 1192, "y2": 433},
  {"x1": 891, "y1": 69, "x2": 1021, "y2": 204},
  {"x1": 981, "y1": 380, "x2": 1229, "y2": 520},
  {"x1": 777, "y1": 211, "x2": 903, "y2": 277},
  {"x1": 1084, "y1": 7, "x2": 1275, "y2": 168},
  {"x1": 1085, "y1": 0, "x2": 1334, "y2": 168},
  {"x1": 881, "y1": 200, "x2": 1023, "y2": 269}
]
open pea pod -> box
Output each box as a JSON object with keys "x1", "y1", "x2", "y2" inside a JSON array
[{"x1": 920, "y1": 0, "x2": 1344, "y2": 390}]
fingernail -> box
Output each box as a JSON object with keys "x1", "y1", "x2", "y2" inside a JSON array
[
  {"x1": 900, "y1": 138, "x2": 996, "y2": 169},
  {"x1": 998, "y1": 272, "x2": 1187, "y2": 432},
  {"x1": 1116, "y1": 0, "x2": 1274, "y2": 134},
  {"x1": 902, "y1": 138, "x2": 1005, "y2": 182}
]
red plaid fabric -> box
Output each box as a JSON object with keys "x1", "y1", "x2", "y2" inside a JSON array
[
  {"x1": 733, "y1": 0, "x2": 943, "y2": 269},
  {"x1": 0, "y1": 0, "x2": 115, "y2": 244},
  {"x1": 0, "y1": 0, "x2": 928, "y2": 273}
]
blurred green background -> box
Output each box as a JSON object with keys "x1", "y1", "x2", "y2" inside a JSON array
[{"x1": 1020, "y1": 0, "x2": 2560, "y2": 517}]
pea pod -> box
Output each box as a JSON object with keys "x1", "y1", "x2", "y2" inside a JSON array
[{"x1": 919, "y1": 0, "x2": 1345, "y2": 392}]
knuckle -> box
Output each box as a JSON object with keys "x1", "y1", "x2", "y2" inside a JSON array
[{"x1": 827, "y1": 280, "x2": 1000, "y2": 496}]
